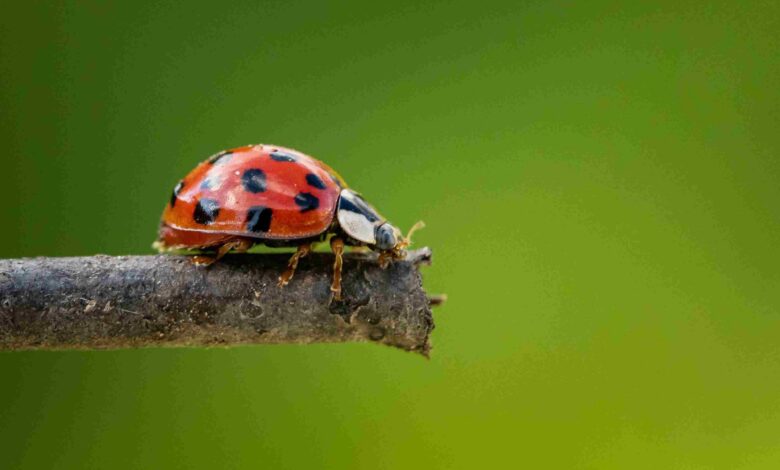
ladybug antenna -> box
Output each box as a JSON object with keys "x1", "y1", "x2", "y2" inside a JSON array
[{"x1": 399, "y1": 220, "x2": 425, "y2": 249}]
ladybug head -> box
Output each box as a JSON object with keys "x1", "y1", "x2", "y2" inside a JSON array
[
  {"x1": 337, "y1": 189, "x2": 402, "y2": 252},
  {"x1": 375, "y1": 223, "x2": 401, "y2": 251},
  {"x1": 336, "y1": 189, "x2": 423, "y2": 258}
]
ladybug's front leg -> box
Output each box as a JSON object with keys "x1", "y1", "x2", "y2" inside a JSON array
[
  {"x1": 330, "y1": 237, "x2": 345, "y2": 300},
  {"x1": 377, "y1": 251, "x2": 393, "y2": 269},
  {"x1": 278, "y1": 243, "x2": 313, "y2": 287}
]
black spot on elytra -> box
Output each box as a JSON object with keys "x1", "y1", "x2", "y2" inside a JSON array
[
  {"x1": 241, "y1": 168, "x2": 266, "y2": 193},
  {"x1": 170, "y1": 181, "x2": 184, "y2": 207},
  {"x1": 200, "y1": 175, "x2": 220, "y2": 190},
  {"x1": 294, "y1": 192, "x2": 319, "y2": 212},
  {"x1": 246, "y1": 206, "x2": 273, "y2": 233},
  {"x1": 270, "y1": 150, "x2": 296, "y2": 162},
  {"x1": 193, "y1": 198, "x2": 220, "y2": 225},
  {"x1": 305, "y1": 173, "x2": 326, "y2": 190},
  {"x1": 208, "y1": 150, "x2": 233, "y2": 165}
]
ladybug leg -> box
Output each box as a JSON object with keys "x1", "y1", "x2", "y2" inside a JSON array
[
  {"x1": 192, "y1": 239, "x2": 253, "y2": 266},
  {"x1": 278, "y1": 243, "x2": 313, "y2": 287},
  {"x1": 330, "y1": 237, "x2": 345, "y2": 300},
  {"x1": 377, "y1": 251, "x2": 392, "y2": 269}
]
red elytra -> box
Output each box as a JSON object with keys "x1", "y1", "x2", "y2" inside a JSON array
[
  {"x1": 159, "y1": 144, "x2": 346, "y2": 247},
  {"x1": 155, "y1": 144, "x2": 416, "y2": 300}
]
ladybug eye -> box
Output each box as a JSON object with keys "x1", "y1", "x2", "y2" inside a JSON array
[{"x1": 375, "y1": 224, "x2": 397, "y2": 250}]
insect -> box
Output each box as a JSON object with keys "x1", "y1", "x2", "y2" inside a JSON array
[{"x1": 154, "y1": 144, "x2": 421, "y2": 300}]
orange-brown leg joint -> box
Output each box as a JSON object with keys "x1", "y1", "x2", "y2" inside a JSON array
[
  {"x1": 330, "y1": 237, "x2": 344, "y2": 300},
  {"x1": 278, "y1": 243, "x2": 313, "y2": 287},
  {"x1": 193, "y1": 239, "x2": 253, "y2": 266},
  {"x1": 377, "y1": 251, "x2": 393, "y2": 269}
]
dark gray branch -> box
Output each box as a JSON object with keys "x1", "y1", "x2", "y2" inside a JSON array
[{"x1": 0, "y1": 249, "x2": 436, "y2": 356}]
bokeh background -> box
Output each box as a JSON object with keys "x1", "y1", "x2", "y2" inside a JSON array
[{"x1": 2, "y1": 1, "x2": 779, "y2": 468}]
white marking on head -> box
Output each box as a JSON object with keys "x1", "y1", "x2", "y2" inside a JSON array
[
  {"x1": 338, "y1": 211, "x2": 376, "y2": 244},
  {"x1": 337, "y1": 189, "x2": 384, "y2": 245}
]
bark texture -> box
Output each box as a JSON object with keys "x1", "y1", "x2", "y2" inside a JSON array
[{"x1": 0, "y1": 248, "x2": 435, "y2": 355}]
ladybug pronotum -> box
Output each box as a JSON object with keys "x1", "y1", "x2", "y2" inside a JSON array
[{"x1": 154, "y1": 144, "x2": 421, "y2": 299}]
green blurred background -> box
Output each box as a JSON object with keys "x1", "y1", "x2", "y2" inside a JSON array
[{"x1": 2, "y1": 1, "x2": 779, "y2": 468}]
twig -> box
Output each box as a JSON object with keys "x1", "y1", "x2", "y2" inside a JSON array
[{"x1": 0, "y1": 248, "x2": 437, "y2": 356}]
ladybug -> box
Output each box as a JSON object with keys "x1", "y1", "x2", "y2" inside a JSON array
[{"x1": 154, "y1": 144, "x2": 421, "y2": 299}]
